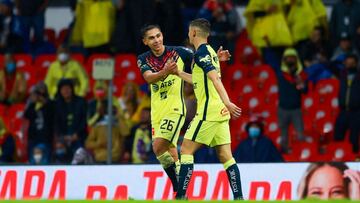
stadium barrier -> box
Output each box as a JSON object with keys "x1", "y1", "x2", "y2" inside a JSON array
[{"x1": 0, "y1": 163, "x2": 358, "y2": 200}]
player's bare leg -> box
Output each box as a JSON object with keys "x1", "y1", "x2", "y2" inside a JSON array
[
  {"x1": 215, "y1": 144, "x2": 244, "y2": 200},
  {"x1": 176, "y1": 139, "x2": 202, "y2": 199},
  {"x1": 152, "y1": 138, "x2": 179, "y2": 192}
]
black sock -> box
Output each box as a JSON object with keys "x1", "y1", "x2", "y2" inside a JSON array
[
  {"x1": 226, "y1": 164, "x2": 243, "y2": 199},
  {"x1": 175, "y1": 163, "x2": 193, "y2": 198},
  {"x1": 164, "y1": 163, "x2": 178, "y2": 192}
]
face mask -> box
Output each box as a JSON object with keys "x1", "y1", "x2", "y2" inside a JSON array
[
  {"x1": 286, "y1": 61, "x2": 296, "y2": 68},
  {"x1": 5, "y1": 62, "x2": 16, "y2": 73},
  {"x1": 58, "y1": 53, "x2": 69, "y2": 63},
  {"x1": 33, "y1": 154, "x2": 42, "y2": 163},
  {"x1": 249, "y1": 127, "x2": 261, "y2": 138}
]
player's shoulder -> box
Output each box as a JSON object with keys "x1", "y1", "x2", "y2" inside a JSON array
[
  {"x1": 194, "y1": 44, "x2": 212, "y2": 63},
  {"x1": 137, "y1": 50, "x2": 152, "y2": 68},
  {"x1": 137, "y1": 50, "x2": 152, "y2": 61},
  {"x1": 173, "y1": 46, "x2": 193, "y2": 55},
  {"x1": 194, "y1": 44, "x2": 211, "y2": 57}
]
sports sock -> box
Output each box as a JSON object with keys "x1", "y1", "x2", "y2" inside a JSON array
[
  {"x1": 176, "y1": 154, "x2": 194, "y2": 199},
  {"x1": 175, "y1": 159, "x2": 181, "y2": 175},
  {"x1": 224, "y1": 158, "x2": 244, "y2": 200},
  {"x1": 157, "y1": 151, "x2": 178, "y2": 192}
]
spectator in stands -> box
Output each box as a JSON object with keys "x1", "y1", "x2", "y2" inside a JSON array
[
  {"x1": 71, "y1": 147, "x2": 94, "y2": 165},
  {"x1": 85, "y1": 106, "x2": 125, "y2": 163},
  {"x1": 233, "y1": 117, "x2": 283, "y2": 163},
  {"x1": 330, "y1": 0, "x2": 360, "y2": 49},
  {"x1": 28, "y1": 143, "x2": 49, "y2": 165},
  {"x1": 110, "y1": 0, "x2": 156, "y2": 54},
  {"x1": 15, "y1": 0, "x2": 48, "y2": 52},
  {"x1": 71, "y1": 0, "x2": 115, "y2": 55},
  {"x1": 276, "y1": 48, "x2": 308, "y2": 153},
  {"x1": 118, "y1": 82, "x2": 141, "y2": 128},
  {"x1": 88, "y1": 80, "x2": 130, "y2": 136},
  {"x1": 124, "y1": 107, "x2": 153, "y2": 164},
  {"x1": 0, "y1": 117, "x2": 15, "y2": 163},
  {"x1": 287, "y1": 0, "x2": 327, "y2": 49},
  {"x1": 0, "y1": 53, "x2": 26, "y2": 105},
  {"x1": 197, "y1": 0, "x2": 240, "y2": 62},
  {"x1": 54, "y1": 79, "x2": 87, "y2": 157},
  {"x1": 24, "y1": 82, "x2": 54, "y2": 161},
  {"x1": 45, "y1": 45, "x2": 89, "y2": 99},
  {"x1": 354, "y1": 25, "x2": 360, "y2": 52},
  {"x1": 0, "y1": 0, "x2": 24, "y2": 53},
  {"x1": 298, "y1": 162, "x2": 360, "y2": 200},
  {"x1": 331, "y1": 33, "x2": 359, "y2": 62},
  {"x1": 53, "y1": 138, "x2": 72, "y2": 164},
  {"x1": 334, "y1": 54, "x2": 360, "y2": 153},
  {"x1": 300, "y1": 27, "x2": 331, "y2": 68},
  {"x1": 299, "y1": 26, "x2": 332, "y2": 84},
  {"x1": 244, "y1": 0, "x2": 292, "y2": 69}
]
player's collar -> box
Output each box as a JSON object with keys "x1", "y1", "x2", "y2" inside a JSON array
[{"x1": 151, "y1": 45, "x2": 167, "y2": 58}]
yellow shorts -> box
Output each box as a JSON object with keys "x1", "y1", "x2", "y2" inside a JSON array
[
  {"x1": 152, "y1": 114, "x2": 185, "y2": 147},
  {"x1": 184, "y1": 119, "x2": 231, "y2": 147}
]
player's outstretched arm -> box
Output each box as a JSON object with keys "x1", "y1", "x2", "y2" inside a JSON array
[
  {"x1": 207, "y1": 70, "x2": 241, "y2": 118},
  {"x1": 217, "y1": 46, "x2": 232, "y2": 62},
  {"x1": 143, "y1": 60, "x2": 178, "y2": 84},
  {"x1": 175, "y1": 69, "x2": 193, "y2": 84}
]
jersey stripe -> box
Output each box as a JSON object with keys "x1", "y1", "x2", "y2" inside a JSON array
[
  {"x1": 170, "y1": 115, "x2": 183, "y2": 143},
  {"x1": 180, "y1": 80, "x2": 185, "y2": 115},
  {"x1": 202, "y1": 71, "x2": 209, "y2": 120},
  {"x1": 191, "y1": 120, "x2": 203, "y2": 141}
]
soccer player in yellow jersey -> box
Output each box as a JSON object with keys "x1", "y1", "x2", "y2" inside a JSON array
[
  {"x1": 175, "y1": 18, "x2": 244, "y2": 200},
  {"x1": 138, "y1": 24, "x2": 232, "y2": 195},
  {"x1": 137, "y1": 25, "x2": 192, "y2": 193}
]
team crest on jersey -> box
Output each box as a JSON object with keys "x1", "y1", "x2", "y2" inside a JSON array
[
  {"x1": 137, "y1": 59, "x2": 142, "y2": 68},
  {"x1": 220, "y1": 107, "x2": 229, "y2": 116},
  {"x1": 199, "y1": 55, "x2": 211, "y2": 63}
]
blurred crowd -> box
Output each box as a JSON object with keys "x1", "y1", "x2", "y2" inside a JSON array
[{"x1": 0, "y1": 0, "x2": 359, "y2": 165}]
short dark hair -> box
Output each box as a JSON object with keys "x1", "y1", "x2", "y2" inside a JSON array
[
  {"x1": 345, "y1": 53, "x2": 359, "y2": 63},
  {"x1": 189, "y1": 18, "x2": 211, "y2": 36},
  {"x1": 140, "y1": 24, "x2": 161, "y2": 38}
]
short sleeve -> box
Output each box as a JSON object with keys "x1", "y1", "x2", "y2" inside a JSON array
[{"x1": 194, "y1": 48, "x2": 215, "y2": 74}]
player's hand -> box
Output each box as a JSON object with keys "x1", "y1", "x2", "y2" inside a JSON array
[
  {"x1": 225, "y1": 102, "x2": 241, "y2": 118},
  {"x1": 217, "y1": 46, "x2": 231, "y2": 62},
  {"x1": 344, "y1": 169, "x2": 360, "y2": 200},
  {"x1": 164, "y1": 59, "x2": 178, "y2": 75}
]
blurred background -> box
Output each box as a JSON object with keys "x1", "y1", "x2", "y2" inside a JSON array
[{"x1": 0, "y1": 0, "x2": 359, "y2": 165}]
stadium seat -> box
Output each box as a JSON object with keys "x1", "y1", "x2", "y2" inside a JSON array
[
  {"x1": 21, "y1": 65, "x2": 38, "y2": 93},
  {"x1": 44, "y1": 28, "x2": 57, "y2": 46},
  {"x1": 291, "y1": 142, "x2": 319, "y2": 162},
  {"x1": 114, "y1": 54, "x2": 145, "y2": 85},
  {"x1": 56, "y1": 28, "x2": 70, "y2": 47},
  {"x1": 13, "y1": 54, "x2": 32, "y2": 68},
  {"x1": 6, "y1": 104, "x2": 25, "y2": 137},
  {"x1": 249, "y1": 65, "x2": 276, "y2": 82},
  {"x1": 71, "y1": 53, "x2": 85, "y2": 65},
  {"x1": 229, "y1": 115, "x2": 249, "y2": 150},
  {"x1": 34, "y1": 54, "x2": 57, "y2": 69},
  {"x1": 301, "y1": 93, "x2": 319, "y2": 117},
  {"x1": 234, "y1": 29, "x2": 262, "y2": 66},
  {"x1": 264, "y1": 117, "x2": 281, "y2": 147},
  {"x1": 325, "y1": 141, "x2": 357, "y2": 162}
]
